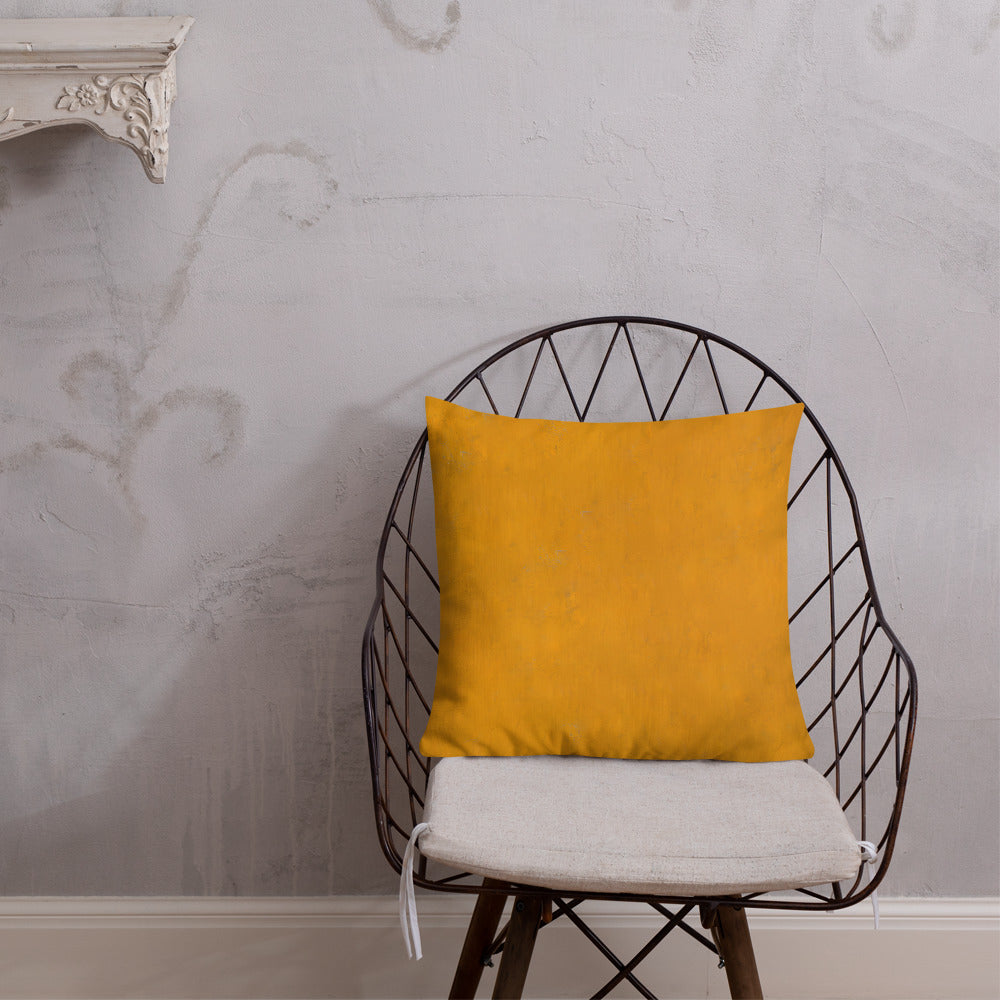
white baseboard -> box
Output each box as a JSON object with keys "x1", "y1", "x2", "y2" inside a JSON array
[{"x1": 0, "y1": 895, "x2": 994, "y2": 999}]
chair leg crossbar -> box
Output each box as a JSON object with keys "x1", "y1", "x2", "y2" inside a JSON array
[
  {"x1": 449, "y1": 885, "x2": 765, "y2": 1000},
  {"x1": 560, "y1": 901, "x2": 699, "y2": 1000}
]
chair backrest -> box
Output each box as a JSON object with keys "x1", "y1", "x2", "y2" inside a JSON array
[{"x1": 363, "y1": 317, "x2": 916, "y2": 907}]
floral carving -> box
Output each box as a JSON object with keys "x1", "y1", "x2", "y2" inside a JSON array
[
  {"x1": 0, "y1": 17, "x2": 189, "y2": 182},
  {"x1": 52, "y1": 69, "x2": 175, "y2": 182},
  {"x1": 56, "y1": 81, "x2": 103, "y2": 111}
]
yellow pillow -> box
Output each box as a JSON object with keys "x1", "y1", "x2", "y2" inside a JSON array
[{"x1": 420, "y1": 397, "x2": 813, "y2": 763}]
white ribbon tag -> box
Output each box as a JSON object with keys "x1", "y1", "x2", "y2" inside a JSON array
[
  {"x1": 858, "y1": 840, "x2": 879, "y2": 930},
  {"x1": 400, "y1": 823, "x2": 430, "y2": 960}
]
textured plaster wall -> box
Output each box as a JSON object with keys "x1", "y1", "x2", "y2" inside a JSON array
[{"x1": 0, "y1": 1, "x2": 996, "y2": 897}]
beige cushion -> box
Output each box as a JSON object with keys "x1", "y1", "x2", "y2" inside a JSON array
[{"x1": 419, "y1": 756, "x2": 861, "y2": 896}]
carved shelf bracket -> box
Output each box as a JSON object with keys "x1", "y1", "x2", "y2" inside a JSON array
[{"x1": 0, "y1": 16, "x2": 193, "y2": 183}]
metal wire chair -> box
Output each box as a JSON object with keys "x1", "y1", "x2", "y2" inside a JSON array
[{"x1": 362, "y1": 317, "x2": 917, "y2": 999}]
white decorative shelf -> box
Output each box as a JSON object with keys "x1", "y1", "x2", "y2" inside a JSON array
[{"x1": 0, "y1": 16, "x2": 193, "y2": 183}]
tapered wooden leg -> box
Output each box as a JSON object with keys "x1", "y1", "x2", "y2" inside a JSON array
[
  {"x1": 704, "y1": 903, "x2": 763, "y2": 1000},
  {"x1": 449, "y1": 880, "x2": 509, "y2": 1000},
  {"x1": 491, "y1": 895, "x2": 544, "y2": 1000}
]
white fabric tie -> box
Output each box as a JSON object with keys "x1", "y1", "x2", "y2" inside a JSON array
[
  {"x1": 400, "y1": 823, "x2": 430, "y2": 960},
  {"x1": 858, "y1": 840, "x2": 879, "y2": 929}
]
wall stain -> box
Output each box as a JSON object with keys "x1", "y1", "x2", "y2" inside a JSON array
[
  {"x1": 160, "y1": 140, "x2": 338, "y2": 332},
  {"x1": 368, "y1": 0, "x2": 460, "y2": 52},
  {"x1": 1, "y1": 141, "x2": 333, "y2": 520},
  {"x1": 0, "y1": 349, "x2": 246, "y2": 524},
  {"x1": 868, "y1": 2, "x2": 917, "y2": 52},
  {"x1": 141, "y1": 388, "x2": 245, "y2": 466},
  {"x1": 60, "y1": 349, "x2": 134, "y2": 426}
]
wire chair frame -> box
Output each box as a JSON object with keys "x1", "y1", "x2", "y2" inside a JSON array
[{"x1": 362, "y1": 316, "x2": 917, "y2": 915}]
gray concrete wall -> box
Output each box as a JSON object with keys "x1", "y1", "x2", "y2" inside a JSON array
[{"x1": 0, "y1": 1, "x2": 996, "y2": 897}]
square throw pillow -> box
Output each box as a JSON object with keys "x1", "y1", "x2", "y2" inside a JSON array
[{"x1": 419, "y1": 396, "x2": 814, "y2": 763}]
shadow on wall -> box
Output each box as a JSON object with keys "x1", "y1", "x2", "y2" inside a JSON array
[
  {"x1": 0, "y1": 401, "x2": 424, "y2": 895},
  {"x1": 0, "y1": 116, "x2": 506, "y2": 894},
  {"x1": 0, "y1": 119, "x2": 522, "y2": 889},
  {"x1": 0, "y1": 128, "x2": 381, "y2": 895}
]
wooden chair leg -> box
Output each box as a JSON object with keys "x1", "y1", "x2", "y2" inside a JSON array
[
  {"x1": 709, "y1": 903, "x2": 764, "y2": 1000},
  {"x1": 450, "y1": 879, "x2": 509, "y2": 1000},
  {"x1": 491, "y1": 895, "x2": 544, "y2": 1000}
]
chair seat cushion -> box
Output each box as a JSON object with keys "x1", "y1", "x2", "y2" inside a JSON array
[{"x1": 419, "y1": 756, "x2": 862, "y2": 896}]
